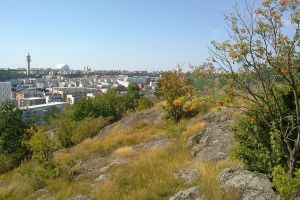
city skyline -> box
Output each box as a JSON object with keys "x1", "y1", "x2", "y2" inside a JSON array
[{"x1": 0, "y1": 0, "x2": 245, "y2": 71}]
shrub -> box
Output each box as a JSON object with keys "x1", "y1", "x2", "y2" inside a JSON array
[
  {"x1": 231, "y1": 109, "x2": 287, "y2": 174},
  {"x1": 54, "y1": 118, "x2": 77, "y2": 148},
  {"x1": 71, "y1": 117, "x2": 109, "y2": 144},
  {"x1": 272, "y1": 165, "x2": 300, "y2": 199},
  {"x1": 0, "y1": 101, "x2": 31, "y2": 173},
  {"x1": 0, "y1": 155, "x2": 13, "y2": 174},
  {"x1": 156, "y1": 71, "x2": 195, "y2": 122},
  {"x1": 24, "y1": 129, "x2": 61, "y2": 190},
  {"x1": 27, "y1": 129, "x2": 56, "y2": 166},
  {"x1": 18, "y1": 162, "x2": 60, "y2": 190},
  {"x1": 137, "y1": 96, "x2": 153, "y2": 111}
]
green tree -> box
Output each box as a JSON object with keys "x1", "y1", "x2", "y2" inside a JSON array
[
  {"x1": 27, "y1": 129, "x2": 56, "y2": 166},
  {"x1": 211, "y1": 0, "x2": 300, "y2": 177},
  {"x1": 92, "y1": 89, "x2": 125, "y2": 121},
  {"x1": 124, "y1": 83, "x2": 141, "y2": 112},
  {"x1": 0, "y1": 102, "x2": 31, "y2": 173},
  {"x1": 72, "y1": 97, "x2": 93, "y2": 121}
]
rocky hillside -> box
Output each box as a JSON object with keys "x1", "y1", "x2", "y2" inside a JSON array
[{"x1": 0, "y1": 106, "x2": 279, "y2": 200}]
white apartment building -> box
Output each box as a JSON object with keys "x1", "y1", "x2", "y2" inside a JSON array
[{"x1": 0, "y1": 82, "x2": 12, "y2": 103}]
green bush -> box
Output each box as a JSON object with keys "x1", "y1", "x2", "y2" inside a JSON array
[
  {"x1": 71, "y1": 117, "x2": 109, "y2": 144},
  {"x1": 24, "y1": 129, "x2": 61, "y2": 190},
  {"x1": 54, "y1": 118, "x2": 77, "y2": 148},
  {"x1": 0, "y1": 155, "x2": 13, "y2": 174},
  {"x1": 27, "y1": 129, "x2": 56, "y2": 166},
  {"x1": 0, "y1": 101, "x2": 31, "y2": 173},
  {"x1": 231, "y1": 109, "x2": 287, "y2": 175},
  {"x1": 137, "y1": 96, "x2": 153, "y2": 111},
  {"x1": 272, "y1": 165, "x2": 300, "y2": 199},
  {"x1": 19, "y1": 162, "x2": 61, "y2": 190}
]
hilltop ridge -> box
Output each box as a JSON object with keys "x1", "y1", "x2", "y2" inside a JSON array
[{"x1": 0, "y1": 105, "x2": 279, "y2": 200}]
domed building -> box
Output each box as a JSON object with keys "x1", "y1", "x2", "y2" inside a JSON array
[{"x1": 56, "y1": 64, "x2": 70, "y2": 71}]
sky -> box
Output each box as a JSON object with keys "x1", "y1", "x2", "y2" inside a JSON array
[{"x1": 0, "y1": 0, "x2": 245, "y2": 71}]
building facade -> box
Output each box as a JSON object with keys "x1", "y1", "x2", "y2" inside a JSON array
[
  {"x1": 18, "y1": 97, "x2": 46, "y2": 107},
  {"x1": 0, "y1": 82, "x2": 12, "y2": 103}
]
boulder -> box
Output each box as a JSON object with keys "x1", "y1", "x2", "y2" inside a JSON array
[
  {"x1": 219, "y1": 167, "x2": 279, "y2": 200},
  {"x1": 174, "y1": 169, "x2": 201, "y2": 184},
  {"x1": 169, "y1": 186, "x2": 203, "y2": 200}
]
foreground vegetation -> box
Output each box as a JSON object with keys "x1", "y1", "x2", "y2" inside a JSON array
[{"x1": 0, "y1": 101, "x2": 243, "y2": 200}]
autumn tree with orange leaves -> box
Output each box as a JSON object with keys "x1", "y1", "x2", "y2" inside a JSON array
[
  {"x1": 210, "y1": 0, "x2": 300, "y2": 182},
  {"x1": 156, "y1": 71, "x2": 194, "y2": 122}
]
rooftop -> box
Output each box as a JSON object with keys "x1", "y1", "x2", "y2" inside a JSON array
[{"x1": 20, "y1": 102, "x2": 68, "y2": 110}]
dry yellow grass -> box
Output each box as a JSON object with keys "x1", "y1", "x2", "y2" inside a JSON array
[
  {"x1": 55, "y1": 121, "x2": 168, "y2": 162},
  {"x1": 0, "y1": 171, "x2": 34, "y2": 200},
  {"x1": 92, "y1": 141, "x2": 190, "y2": 200},
  {"x1": 180, "y1": 120, "x2": 207, "y2": 141},
  {"x1": 46, "y1": 178, "x2": 91, "y2": 200},
  {"x1": 193, "y1": 159, "x2": 242, "y2": 200}
]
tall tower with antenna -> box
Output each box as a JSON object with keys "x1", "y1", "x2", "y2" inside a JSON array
[
  {"x1": 175, "y1": 64, "x2": 182, "y2": 74},
  {"x1": 26, "y1": 53, "x2": 31, "y2": 76}
]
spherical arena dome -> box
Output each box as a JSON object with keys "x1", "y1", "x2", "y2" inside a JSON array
[{"x1": 56, "y1": 64, "x2": 70, "y2": 71}]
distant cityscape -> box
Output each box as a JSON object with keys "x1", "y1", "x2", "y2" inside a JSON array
[{"x1": 0, "y1": 53, "x2": 168, "y2": 123}]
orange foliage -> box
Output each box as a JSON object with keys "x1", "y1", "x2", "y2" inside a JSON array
[
  {"x1": 228, "y1": 51, "x2": 238, "y2": 59},
  {"x1": 280, "y1": 0, "x2": 287, "y2": 5},
  {"x1": 173, "y1": 98, "x2": 183, "y2": 107}
]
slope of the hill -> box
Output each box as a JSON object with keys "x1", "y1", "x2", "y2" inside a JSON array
[{"x1": 0, "y1": 105, "x2": 278, "y2": 200}]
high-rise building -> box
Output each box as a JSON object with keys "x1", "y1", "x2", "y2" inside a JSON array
[
  {"x1": 26, "y1": 53, "x2": 31, "y2": 75},
  {"x1": 0, "y1": 82, "x2": 12, "y2": 103}
]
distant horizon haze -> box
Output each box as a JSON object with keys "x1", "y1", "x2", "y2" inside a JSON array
[{"x1": 0, "y1": 0, "x2": 246, "y2": 71}]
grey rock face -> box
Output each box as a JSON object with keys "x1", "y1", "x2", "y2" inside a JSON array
[
  {"x1": 219, "y1": 167, "x2": 279, "y2": 200},
  {"x1": 169, "y1": 186, "x2": 202, "y2": 200},
  {"x1": 132, "y1": 137, "x2": 167, "y2": 151},
  {"x1": 188, "y1": 109, "x2": 234, "y2": 161},
  {"x1": 201, "y1": 109, "x2": 232, "y2": 123},
  {"x1": 69, "y1": 195, "x2": 91, "y2": 200},
  {"x1": 95, "y1": 173, "x2": 111, "y2": 182},
  {"x1": 96, "y1": 105, "x2": 162, "y2": 139},
  {"x1": 174, "y1": 169, "x2": 201, "y2": 184}
]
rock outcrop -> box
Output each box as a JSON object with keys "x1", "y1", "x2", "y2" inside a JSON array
[
  {"x1": 72, "y1": 157, "x2": 128, "y2": 180},
  {"x1": 95, "y1": 173, "x2": 111, "y2": 182},
  {"x1": 219, "y1": 167, "x2": 279, "y2": 200},
  {"x1": 132, "y1": 137, "x2": 167, "y2": 151},
  {"x1": 96, "y1": 105, "x2": 162, "y2": 139},
  {"x1": 174, "y1": 168, "x2": 201, "y2": 184},
  {"x1": 188, "y1": 109, "x2": 234, "y2": 161},
  {"x1": 69, "y1": 195, "x2": 91, "y2": 200},
  {"x1": 169, "y1": 186, "x2": 203, "y2": 200}
]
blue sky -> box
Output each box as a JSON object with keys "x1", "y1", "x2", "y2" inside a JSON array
[{"x1": 0, "y1": 0, "x2": 243, "y2": 71}]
